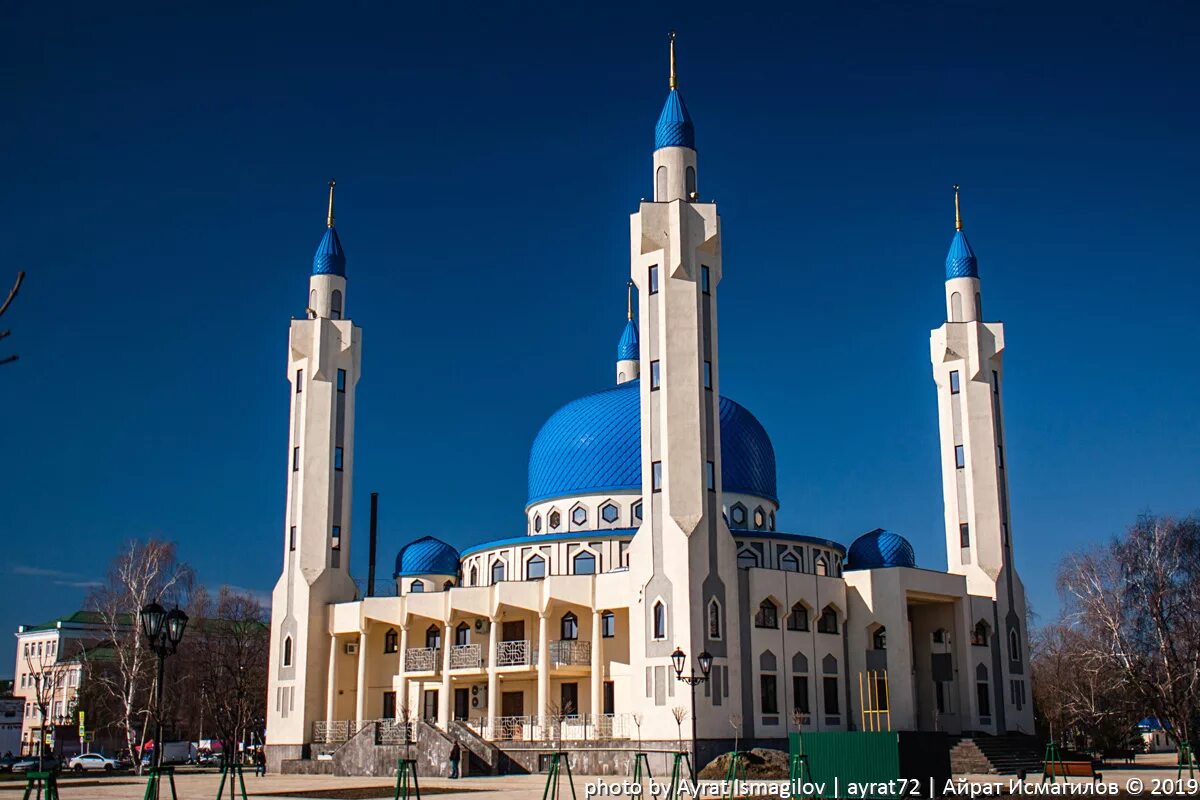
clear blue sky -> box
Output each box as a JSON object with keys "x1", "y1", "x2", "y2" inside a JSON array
[{"x1": 2, "y1": 1, "x2": 1198, "y2": 670}]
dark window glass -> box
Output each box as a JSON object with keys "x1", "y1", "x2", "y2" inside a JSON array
[
  {"x1": 571, "y1": 506, "x2": 587, "y2": 525},
  {"x1": 787, "y1": 603, "x2": 808, "y2": 631},
  {"x1": 409, "y1": 580, "x2": 424, "y2": 593},
  {"x1": 491, "y1": 560, "x2": 506, "y2": 584},
  {"x1": 331, "y1": 525, "x2": 341, "y2": 550},
  {"x1": 601, "y1": 611, "x2": 615, "y2": 638},
  {"x1": 708, "y1": 601, "x2": 721, "y2": 639},
  {"x1": 992, "y1": 370, "x2": 999, "y2": 395},
  {"x1": 823, "y1": 677, "x2": 839, "y2": 714},
  {"x1": 337, "y1": 369, "x2": 346, "y2": 392},
  {"x1": 955, "y1": 445, "x2": 965, "y2": 469},
  {"x1": 706, "y1": 461, "x2": 715, "y2": 491},
  {"x1": 949, "y1": 370, "x2": 960, "y2": 394},
  {"x1": 526, "y1": 555, "x2": 545, "y2": 580},
  {"x1": 817, "y1": 607, "x2": 838, "y2": 634},
  {"x1": 781, "y1": 553, "x2": 799, "y2": 573},
  {"x1": 534, "y1": 514, "x2": 542, "y2": 533},
  {"x1": 296, "y1": 369, "x2": 303, "y2": 393},
  {"x1": 755, "y1": 600, "x2": 778, "y2": 629},
  {"x1": 701, "y1": 265, "x2": 710, "y2": 295},
  {"x1": 289, "y1": 526, "x2": 296, "y2": 551},
  {"x1": 334, "y1": 447, "x2": 344, "y2": 471},
  {"x1": 650, "y1": 360, "x2": 661, "y2": 389},
  {"x1": 737, "y1": 550, "x2": 758, "y2": 569},
  {"x1": 601, "y1": 504, "x2": 619, "y2": 523},
  {"x1": 703, "y1": 361, "x2": 712, "y2": 389},
  {"x1": 977, "y1": 681, "x2": 991, "y2": 716},
  {"x1": 761, "y1": 674, "x2": 778, "y2": 714},
  {"x1": 960, "y1": 523, "x2": 970, "y2": 547},
  {"x1": 997, "y1": 446, "x2": 1004, "y2": 469},
  {"x1": 649, "y1": 266, "x2": 659, "y2": 295},
  {"x1": 633, "y1": 501, "x2": 643, "y2": 521},
  {"x1": 793, "y1": 676, "x2": 810, "y2": 714},
  {"x1": 652, "y1": 461, "x2": 662, "y2": 492},
  {"x1": 873, "y1": 627, "x2": 887, "y2": 650},
  {"x1": 292, "y1": 446, "x2": 300, "y2": 471},
  {"x1": 283, "y1": 637, "x2": 292, "y2": 666},
  {"x1": 653, "y1": 602, "x2": 666, "y2": 639},
  {"x1": 549, "y1": 510, "x2": 561, "y2": 529},
  {"x1": 384, "y1": 629, "x2": 398, "y2": 653},
  {"x1": 561, "y1": 613, "x2": 578, "y2": 641}
]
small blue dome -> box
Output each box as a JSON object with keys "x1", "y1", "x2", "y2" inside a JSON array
[
  {"x1": 527, "y1": 380, "x2": 776, "y2": 505},
  {"x1": 847, "y1": 529, "x2": 917, "y2": 570},
  {"x1": 945, "y1": 230, "x2": 977, "y2": 280},
  {"x1": 394, "y1": 536, "x2": 459, "y2": 577},
  {"x1": 617, "y1": 320, "x2": 639, "y2": 361},
  {"x1": 313, "y1": 227, "x2": 346, "y2": 277},
  {"x1": 655, "y1": 90, "x2": 695, "y2": 150}
]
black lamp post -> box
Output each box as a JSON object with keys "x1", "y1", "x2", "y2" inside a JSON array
[
  {"x1": 671, "y1": 648, "x2": 712, "y2": 757},
  {"x1": 140, "y1": 602, "x2": 187, "y2": 781}
]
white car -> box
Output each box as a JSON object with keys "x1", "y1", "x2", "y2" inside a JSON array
[{"x1": 68, "y1": 753, "x2": 118, "y2": 772}]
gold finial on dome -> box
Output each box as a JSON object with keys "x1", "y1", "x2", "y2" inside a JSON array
[
  {"x1": 327, "y1": 179, "x2": 336, "y2": 229},
  {"x1": 953, "y1": 184, "x2": 962, "y2": 231},
  {"x1": 669, "y1": 31, "x2": 677, "y2": 90},
  {"x1": 626, "y1": 280, "x2": 634, "y2": 321}
]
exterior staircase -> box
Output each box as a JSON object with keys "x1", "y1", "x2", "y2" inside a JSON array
[{"x1": 950, "y1": 734, "x2": 1043, "y2": 775}]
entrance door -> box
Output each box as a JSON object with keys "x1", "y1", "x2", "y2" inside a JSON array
[
  {"x1": 382, "y1": 691, "x2": 397, "y2": 720},
  {"x1": 454, "y1": 688, "x2": 470, "y2": 721},
  {"x1": 422, "y1": 689, "x2": 438, "y2": 723},
  {"x1": 502, "y1": 620, "x2": 525, "y2": 641},
  {"x1": 603, "y1": 681, "x2": 615, "y2": 715}
]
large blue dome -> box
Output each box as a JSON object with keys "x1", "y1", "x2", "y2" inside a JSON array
[
  {"x1": 527, "y1": 380, "x2": 776, "y2": 506},
  {"x1": 846, "y1": 529, "x2": 917, "y2": 570},
  {"x1": 394, "y1": 536, "x2": 460, "y2": 577}
]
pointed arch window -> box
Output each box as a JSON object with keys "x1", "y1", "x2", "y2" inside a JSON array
[
  {"x1": 282, "y1": 636, "x2": 293, "y2": 667},
  {"x1": 872, "y1": 626, "x2": 887, "y2": 650},
  {"x1": 384, "y1": 629, "x2": 399, "y2": 654},
  {"x1": 971, "y1": 620, "x2": 990, "y2": 646},
  {"x1": 573, "y1": 551, "x2": 596, "y2": 575},
  {"x1": 755, "y1": 599, "x2": 779, "y2": 629},
  {"x1": 331, "y1": 289, "x2": 343, "y2": 320},
  {"x1": 469, "y1": 565, "x2": 478, "y2": 586},
  {"x1": 976, "y1": 664, "x2": 991, "y2": 716},
  {"x1": 409, "y1": 580, "x2": 424, "y2": 593},
  {"x1": 707, "y1": 598, "x2": 722, "y2": 640},
  {"x1": 491, "y1": 560, "x2": 506, "y2": 584},
  {"x1": 737, "y1": 549, "x2": 759, "y2": 569},
  {"x1": 652, "y1": 601, "x2": 666, "y2": 640},
  {"x1": 424, "y1": 625, "x2": 440, "y2": 649},
  {"x1": 561, "y1": 612, "x2": 578, "y2": 641},
  {"x1": 814, "y1": 554, "x2": 828, "y2": 576},
  {"x1": 1008, "y1": 629, "x2": 1021, "y2": 662},
  {"x1": 780, "y1": 552, "x2": 799, "y2": 572},
  {"x1": 455, "y1": 622, "x2": 470, "y2": 647},
  {"x1": 787, "y1": 603, "x2": 809, "y2": 632},
  {"x1": 526, "y1": 554, "x2": 546, "y2": 580},
  {"x1": 817, "y1": 605, "x2": 839, "y2": 634}
]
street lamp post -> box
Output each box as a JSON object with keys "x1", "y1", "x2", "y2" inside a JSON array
[
  {"x1": 670, "y1": 648, "x2": 713, "y2": 763},
  {"x1": 140, "y1": 602, "x2": 188, "y2": 799}
]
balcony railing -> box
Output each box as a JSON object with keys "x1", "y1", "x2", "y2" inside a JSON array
[
  {"x1": 467, "y1": 713, "x2": 632, "y2": 742},
  {"x1": 495, "y1": 639, "x2": 532, "y2": 667},
  {"x1": 549, "y1": 639, "x2": 591, "y2": 666},
  {"x1": 449, "y1": 643, "x2": 483, "y2": 669},
  {"x1": 312, "y1": 719, "x2": 415, "y2": 745},
  {"x1": 404, "y1": 647, "x2": 439, "y2": 672}
]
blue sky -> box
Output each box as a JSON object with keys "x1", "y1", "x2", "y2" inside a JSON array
[{"x1": 2, "y1": 1, "x2": 1198, "y2": 670}]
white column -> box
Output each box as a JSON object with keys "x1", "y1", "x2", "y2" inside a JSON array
[
  {"x1": 590, "y1": 610, "x2": 603, "y2": 719},
  {"x1": 537, "y1": 611, "x2": 550, "y2": 738},
  {"x1": 438, "y1": 623, "x2": 452, "y2": 728},
  {"x1": 354, "y1": 630, "x2": 367, "y2": 725},
  {"x1": 487, "y1": 617, "x2": 499, "y2": 738},
  {"x1": 325, "y1": 635, "x2": 338, "y2": 724},
  {"x1": 396, "y1": 625, "x2": 409, "y2": 720}
]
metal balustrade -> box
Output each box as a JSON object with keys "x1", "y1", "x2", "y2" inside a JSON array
[
  {"x1": 312, "y1": 719, "x2": 416, "y2": 745},
  {"x1": 449, "y1": 643, "x2": 483, "y2": 669},
  {"x1": 495, "y1": 639, "x2": 532, "y2": 666},
  {"x1": 548, "y1": 639, "x2": 591, "y2": 665},
  {"x1": 404, "y1": 646, "x2": 439, "y2": 671},
  {"x1": 465, "y1": 713, "x2": 632, "y2": 742}
]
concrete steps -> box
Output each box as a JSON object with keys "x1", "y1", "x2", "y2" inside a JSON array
[{"x1": 950, "y1": 734, "x2": 1043, "y2": 775}]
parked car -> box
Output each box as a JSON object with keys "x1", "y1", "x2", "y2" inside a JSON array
[
  {"x1": 68, "y1": 753, "x2": 119, "y2": 772},
  {"x1": 12, "y1": 756, "x2": 60, "y2": 773},
  {"x1": 0, "y1": 754, "x2": 17, "y2": 772}
]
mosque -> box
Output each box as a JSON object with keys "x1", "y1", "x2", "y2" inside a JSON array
[{"x1": 265, "y1": 37, "x2": 1034, "y2": 774}]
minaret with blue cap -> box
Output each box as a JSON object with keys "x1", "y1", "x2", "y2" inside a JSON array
[
  {"x1": 267, "y1": 180, "x2": 362, "y2": 759},
  {"x1": 616, "y1": 280, "x2": 640, "y2": 384},
  {"x1": 653, "y1": 32, "x2": 699, "y2": 203},
  {"x1": 929, "y1": 186, "x2": 1033, "y2": 733}
]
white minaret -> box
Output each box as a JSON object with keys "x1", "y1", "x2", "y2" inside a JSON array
[
  {"x1": 929, "y1": 187, "x2": 1033, "y2": 732},
  {"x1": 616, "y1": 281, "x2": 640, "y2": 384},
  {"x1": 626, "y1": 34, "x2": 744, "y2": 749},
  {"x1": 266, "y1": 181, "x2": 361, "y2": 764}
]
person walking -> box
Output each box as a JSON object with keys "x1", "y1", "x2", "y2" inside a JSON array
[
  {"x1": 448, "y1": 743, "x2": 461, "y2": 779},
  {"x1": 255, "y1": 748, "x2": 266, "y2": 777}
]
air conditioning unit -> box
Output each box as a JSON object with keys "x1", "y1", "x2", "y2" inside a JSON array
[{"x1": 344, "y1": 641, "x2": 359, "y2": 655}]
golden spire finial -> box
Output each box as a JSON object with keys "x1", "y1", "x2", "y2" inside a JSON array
[
  {"x1": 953, "y1": 184, "x2": 962, "y2": 231},
  {"x1": 327, "y1": 179, "x2": 336, "y2": 229},
  {"x1": 626, "y1": 280, "x2": 634, "y2": 321},
  {"x1": 668, "y1": 31, "x2": 677, "y2": 90}
]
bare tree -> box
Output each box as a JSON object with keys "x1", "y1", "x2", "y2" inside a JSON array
[
  {"x1": 0, "y1": 270, "x2": 24, "y2": 366},
  {"x1": 671, "y1": 705, "x2": 689, "y2": 752},
  {"x1": 1057, "y1": 514, "x2": 1200, "y2": 748},
  {"x1": 729, "y1": 713, "x2": 742, "y2": 755},
  {"x1": 82, "y1": 539, "x2": 193, "y2": 771}
]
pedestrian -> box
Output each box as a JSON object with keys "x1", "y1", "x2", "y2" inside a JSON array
[
  {"x1": 448, "y1": 742, "x2": 461, "y2": 779},
  {"x1": 255, "y1": 748, "x2": 266, "y2": 777}
]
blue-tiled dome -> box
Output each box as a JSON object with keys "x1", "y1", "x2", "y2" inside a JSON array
[
  {"x1": 313, "y1": 227, "x2": 346, "y2": 277},
  {"x1": 394, "y1": 536, "x2": 460, "y2": 577},
  {"x1": 616, "y1": 320, "x2": 639, "y2": 361},
  {"x1": 846, "y1": 529, "x2": 917, "y2": 570},
  {"x1": 527, "y1": 380, "x2": 776, "y2": 505},
  {"x1": 655, "y1": 90, "x2": 695, "y2": 150},
  {"x1": 945, "y1": 230, "x2": 977, "y2": 280}
]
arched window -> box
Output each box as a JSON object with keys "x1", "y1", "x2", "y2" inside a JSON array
[
  {"x1": 817, "y1": 605, "x2": 839, "y2": 634},
  {"x1": 561, "y1": 612, "x2": 578, "y2": 640},
  {"x1": 455, "y1": 622, "x2": 470, "y2": 646},
  {"x1": 737, "y1": 549, "x2": 759, "y2": 569},
  {"x1": 1008, "y1": 629, "x2": 1021, "y2": 662},
  {"x1": 976, "y1": 663, "x2": 991, "y2": 716},
  {"x1": 707, "y1": 598, "x2": 722, "y2": 640},
  {"x1": 526, "y1": 554, "x2": 546, "y2": 580},
  {"x1": 951, "y1": 291, "x2": 962, "y2": 322},
  {"x1": 755, "y1": 599, "x2": 779, "y2": 629},
  {"x1": 787, "y1": 603, "x2": 809, "y2": 632},
  {"x1": 469, "y1": 566, "x2": 478, "y2": 586},
  {"x1": 573, "y1": 551, "x2": 596, "y2": 575},
  {"x1": 685, "y1": 166, "x2": 697, "y2": 198},
  {"x1": 780, "y1": 552, "x2": 799, "y2": 572},
  {"x1": 652, "y1": 601, "x2": 666, "y2": 640},
  {"x1": 425, "y1": 625, "x2": 441, "y2": 649},
  {"x1": 814, "y1": 555, "x2": 828, "y2": 576},
  {"x1": 282, "y1": 636, "x2": 293, "y2": 667},
  {"x1": 331, "y1": 289, "x2": 343, "y2": 320},
  {"x1": 656, "y1": 166, "x2": 667, "y2": 201},
  {"x1": 601, "y1": 611, "x2": 615, "y2": 638},
  {"x1": 971, "y1": 620, "x2": 990, "y2": 646},
  {"x1": 384, "y1": 628, "x2": 399, "y2": 654},
  {"x1": 409, "y1": 580, "x2": 425, "y2": 593},
  {"x1": 873, "y1": 626, "x2": 887, "y2": 650},
  {"x1": 491, "y1": 560, "x2": 506, "y2": 584}
]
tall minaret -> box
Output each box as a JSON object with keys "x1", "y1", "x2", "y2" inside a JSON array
[
  {"x1": 929, "y1": 187, "x2": 1032, "y2": 731},
  {"x1": 626, "y1": 33, "x2": 744, "y2": 746},
  {"x1": 266, "y1": 181, "x2": 361, "y2": 764},
  {"x1": 616, "y1": 281, "x2": 640, "y2": 384}
]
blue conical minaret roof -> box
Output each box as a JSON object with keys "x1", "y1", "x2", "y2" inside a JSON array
[
  {"x1": 945, "y1": 185, "x2": 977, "y2": 279},
  {"x1": 617, "y1": 319, "x2": 639, "y2": 361},
  {"x1": 313, "y1": 180, "x2": 346, "y2": 277},
  {"x1": 654, "y1": 33, "x2": 695, "y2": 151}
]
